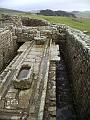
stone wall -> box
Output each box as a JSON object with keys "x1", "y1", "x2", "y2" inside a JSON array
[
  {"x1": 0, "y1": 30, "x2": 17, "y2": 72},
  {"x1": 14, "y1": 27, "x2": 36, "y2": 42},
  {"x1": 21, "y1": 17, "x2": 48, "y2": 26},
  {"x1": 0, "y1": 14, "x2": 22, "y2": 27},
  {"x1": 58, "y1": 25, "x2": 90, "y2": 120}
]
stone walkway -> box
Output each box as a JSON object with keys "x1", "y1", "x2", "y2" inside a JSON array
[{"x1": 43, "y1": 61, "x2": 56, "y2": 120}]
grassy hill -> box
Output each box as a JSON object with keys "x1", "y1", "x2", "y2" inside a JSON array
[
  {"x1": 0, "y1": 8, "x2": 26, "y2": 17},
  {"x1": 37, "y1": 9, "x2": 75, "y2": 17}
]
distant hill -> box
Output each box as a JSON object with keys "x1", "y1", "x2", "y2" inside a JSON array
[
  {"x1": 1, "y1": 8, "x2": 90, "y2": 19},
  {"x1": 37, "y1": 9, "x2": 76, "y2": 17},
  {"x1": 72, "y1": 11, "x2": 90, "y2": 18},
  {"x1": 0, "y1": 8, "x2": 25, "y2": 15}
]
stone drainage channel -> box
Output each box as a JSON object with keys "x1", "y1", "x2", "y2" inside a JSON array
[
  {"x1": 56, "y1": 57, "x2": 77, "y2": 120},
  {"x1": 44, "y1": 57, "x2": 77, "y2": 119}
]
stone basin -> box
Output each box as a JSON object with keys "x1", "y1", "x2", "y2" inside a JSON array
[
  {"x1": 17, "y1": 67, "x2": 30, "y2": 80},
  {"x1": 13, "y1": 65, "x2": 33, "y2": 90}
]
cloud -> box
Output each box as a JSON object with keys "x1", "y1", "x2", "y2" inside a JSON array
[{"x1": 0, "y1": 0, "x2": 90, "y2": 11}]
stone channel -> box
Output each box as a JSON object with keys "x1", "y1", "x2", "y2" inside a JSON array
[{"x1": 56, "y1": 57, "x2": 77, "y2": 120}]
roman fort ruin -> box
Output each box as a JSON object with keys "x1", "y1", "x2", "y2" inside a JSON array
[{"x1": 0, "y1": 14, "x2": 90, "y2": 120}]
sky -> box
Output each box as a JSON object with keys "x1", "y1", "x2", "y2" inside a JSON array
[{"x1": 0, "y1": 0, "x2": 90, "y2": 11}]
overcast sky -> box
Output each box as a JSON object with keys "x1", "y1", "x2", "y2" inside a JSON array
[{"x1": 0, "y1": 0, "x2": 90, "y2": 11}]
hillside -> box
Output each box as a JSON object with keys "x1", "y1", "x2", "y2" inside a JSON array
[
  {"x1": 37, "y1": 9, "x2": 76, "y2": 17},
  {"x1": 72, "y1": 11, "x2": 90, "y2": 18},
  {"x1": 0, "y1": 8, "x2": 26, "y2": 16}
]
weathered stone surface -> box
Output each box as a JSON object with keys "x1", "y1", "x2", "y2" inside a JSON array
[
  {"x1": 1, "y1": 14, "x2": 22, "y2": 27},
  {"x1": 13, "y1": 79, "x2": 32, "y2": 90},
  {"x1": 0, "y1": 30, "x2": 18, "y2": 72},
  {"x1": 0, "y1": 99, "x2": 4, "y2": 108},
  {"x1": 43, "y1": 61, "x2": 56, "y2": 120},
  {"x1": 58, "y1": 25, "x2": 90, "y2": 120}
]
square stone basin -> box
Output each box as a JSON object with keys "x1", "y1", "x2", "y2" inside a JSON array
[
  {"x1": 17, "y1": 66, "x2": 30, "y2": 80},
  {"x1": 13, "y1": 65, "x2": 33, "y2": 90}
]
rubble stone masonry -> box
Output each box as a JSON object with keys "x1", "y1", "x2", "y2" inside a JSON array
[
  {"x1": 0, "y1": 30, "x2": 17, "y2": 72},
  {"x1": 58, "y1": 25, "x2": 90, "y2": 119}
]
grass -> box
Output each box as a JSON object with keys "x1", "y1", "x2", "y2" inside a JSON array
[{"x1": 38, "y1": 15, "x2": 90, "y2": 34}]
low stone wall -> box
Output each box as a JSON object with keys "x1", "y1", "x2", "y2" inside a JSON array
[
  {"x1": 58, "y1": 26, "x2": 90, "y2": 119},
  {"x1": 0, "y1": 30, "x2": 17, "y2": 72}
]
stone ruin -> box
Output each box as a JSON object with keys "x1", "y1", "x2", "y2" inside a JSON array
[{"x1": 0, "y1": 14, "x2": 90, "y2": 120}]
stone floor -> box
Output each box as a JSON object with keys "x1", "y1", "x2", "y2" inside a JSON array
[
  {"x1": 0, "y1": 39, "x2": 78, "y2": 120},
  {"x1": 0, "y1": 40, "x2": 48, "y2": 120}
]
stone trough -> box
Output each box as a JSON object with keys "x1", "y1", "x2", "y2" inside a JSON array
[{"x1": 13, "y1": 64, "x2": 33, "y2": 90}]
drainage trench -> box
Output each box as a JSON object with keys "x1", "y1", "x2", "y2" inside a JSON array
[
  {"x1": 56, "y1": 55, "x2": 77, "y2": 120},
  {"x1": 56, "y1": 40, "x2": 78, "y2": 120},
  {"x1": 43, "y1": 44, "x2": 77, "y2": 120}
]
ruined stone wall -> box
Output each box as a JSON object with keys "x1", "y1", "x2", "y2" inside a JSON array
[
  {"x1": 21, "y1": 17, "x2": 48, "y2": 26},
  {"x1": 14, "y1": 27, "x2": 37, "y2": 42},
  {"x1": 0, "y1": 14, "x2": 22, "y2": 27},
  {"x1": 0, "y1": 30, "x2": 17, "y2": 72},
  {"x1": 58, "y1": 26, "x2": 90, "y2": 119},
  {"x1": 14, "y1": 26, "x2": 53, "y2": 43}
]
